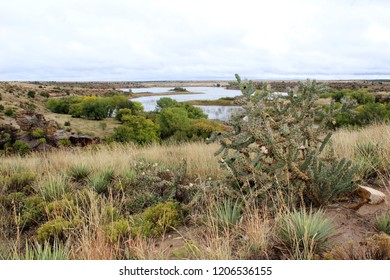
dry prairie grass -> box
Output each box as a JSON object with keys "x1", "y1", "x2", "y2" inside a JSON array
[
  {"x1": 0, "y1": 142, "x2": 222, "y2": 180},
  {"x1": 331, "y1": 123, "x2": 390, "y2": 161},
  {"x1": 331, "y1": 123, "x2": 390, "y2": 184}
]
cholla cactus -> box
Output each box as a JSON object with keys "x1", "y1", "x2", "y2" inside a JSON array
[{"x1": 211, "y1": 74, "x2": 357, "y2": 206}]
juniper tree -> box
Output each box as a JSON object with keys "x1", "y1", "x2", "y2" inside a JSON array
[{"x1": 210, "y1": 74, "x2": 357, "y2": 206}]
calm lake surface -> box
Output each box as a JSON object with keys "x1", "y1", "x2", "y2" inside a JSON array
[{"x1": 123, "y1": 87, "x2": 243, "y2": 121}]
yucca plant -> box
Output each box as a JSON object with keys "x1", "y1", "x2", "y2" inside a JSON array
[
  {"x1": 20, "y1": 240, "x2": 69, "y2": 260},
  {"x1": 278, "y1": 207, "x2": 334, "y2": 259},
  {"x1": 375, "y1": 211, "x2": 390, "y2": 234},
  {"x1": 213, "y1": 197, "x2": 243, "y2": 229},
  {"x1": 68, "y1": 164, "x2": 90, "y2": 182},
  {"x1": 38, "y1": 175, "x2": 68, "y2": 201},
  {"x1": 88, "y1": 169, "x2": 114, "y2": 194}
]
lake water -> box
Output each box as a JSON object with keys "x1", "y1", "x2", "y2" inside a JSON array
[{"x1": 122, "y1": 87, "x2": 243, "y2": 121}]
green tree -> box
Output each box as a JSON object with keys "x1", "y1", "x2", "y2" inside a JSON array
[
  {"x1": 158, "y1": 107, "x2": 191, "y2": 139},
  {"x1": 113, "y1": 115, "x2": 159, "y2": 144},
  {"x1": 156, "y1": 97, "x2": 180, "y2": 111}
]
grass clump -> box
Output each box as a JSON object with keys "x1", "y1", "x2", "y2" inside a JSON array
[
  {"x1": 354, "y1": 142, "x2": 383, "y2": 179},
  {"x1": 375, "y1": 211, "x2": 390, "y2": 234},
  {"x1": 278, "y1": 208, "x2": 334, "y2": 259},
  {"x1": 38, "y1": 175, "x2": 68, "y2": 201}
]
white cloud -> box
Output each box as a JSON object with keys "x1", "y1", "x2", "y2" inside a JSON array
[{"x1": 0, "y1": 0, "x2": 390, "y2": 80}]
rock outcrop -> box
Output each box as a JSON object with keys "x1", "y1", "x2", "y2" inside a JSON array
[
  {"x1": 7, "y1": 111, "x2": 101, "y2": 151},
  {"x1": 15, "y1": 111, "x2": 58, "y2": 135}
]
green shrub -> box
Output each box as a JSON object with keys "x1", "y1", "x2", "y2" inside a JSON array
[
  {"x1": 0, "y1": 104, "x2": 4, "y2": 111},
  {"x1": 158, "y1": 107, "x2": 191, "y2": 140},
  {"x1": 278, "y1": 208, "x2": 334, "y2": 259},
  {"x1": 46, "y1": 198, "x2": 76, "y2": 220},
  {"x1": 0, "y1": 193, "x2": 45, "y2": 230},
  {"x1": 39, "y1": 92, "x2": 50, "y2": 98},
  {"x1": 131, "y1": 201, "x2": 184, "y2": 237},
  {"x1": 27, "y1": 90, "x2": 36, "y2": 98},
  {"x1": 58, "y1": 138, "x2": 72, "y2": 147},
  {"x1": 64, "y1": 121, "x2": 71, "y2": 126},
  {"x1": 4, "y1": 171, "x2": 36, "y2": 193},
  {"x1": 375, "y1": 211, "x2": 390, "y2": 234},
  {"x1": 103, "y1": 219, "x2": 130, "y2": 243},
  {"x1": 46, "y1": 98, "x2": 77, "y2": 114},
  {"x1": 20, "y1": 195, "x2": 46, "y2": 229},
  {"x1": 113, "y1": 115, "x2": 159, "y2": 144},
  {"x1": 12, "y1": 140, "x2": 30, "y2": 156},
  {"x1": 36, "y1": 217, "x2": 74, "y2": 242},
  {"x1": 156, "y1": 97, "x2": 180, "y2": 111},
  {"x1": 115, "y1": 108, "x2": 132, "y2": 122},
  {"x1": 189, "y1": 119, "x2": 224, "y2": 139},
  {"x1": 4, "y1": 108, "x2": 14, "y2": 117},
  {"x1": 31, "y1": 128, "x2": 45, "y2": 139},
  {"x1": 356, "y1": 103, "x2": 390, "y2": 125},
  {"x1": 67, "y1": 164, "x2": 90, "y2": 182}
]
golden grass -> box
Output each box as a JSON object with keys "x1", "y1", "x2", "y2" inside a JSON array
[
  {"x1": 1, "y1": 142, "x2": 223, "y2": 180},
  {"x1": 331, "y1": 123, "x2": 390, "y2": 161}
]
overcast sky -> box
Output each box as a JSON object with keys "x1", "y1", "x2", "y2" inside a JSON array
[{"x1": 1, "y1": 0, "x2": 390, "y2": 81}]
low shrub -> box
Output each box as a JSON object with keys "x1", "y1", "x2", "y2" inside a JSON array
[
  {"x1": 3, "y1": 171, "x2": 36, "y2": 193},
  {"x1": 36, "y1": 217, "x2": 75, "y2": 242},
  {"x1": 103, "y1": 219, "x2": 130, "y2": 243},
  {"x1": 58, "y1": 138, "x2": 72, "y2": 147},
  {"x1": 19, "y1": 195, "x2": 46, "y2": 229},
  {"x1": 31, "y1": 128, "x2": 45, "y2": 139},
  {"x1": 27, "y1": 90, "x2": 36, "y2": 98},
  {"x1": 12, "y1": 140, "x2": 30, "y2": 156},
  {"x1": 131, "y1": 201, "x2": 184, "y2": 238},
  {"x1": 39, "y1": 92, "x2": 50, "y2": 98}
]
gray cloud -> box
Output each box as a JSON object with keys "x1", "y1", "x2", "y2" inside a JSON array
[{"x1": 1, "y1": 0, "x2": 390, "y2": 81}]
